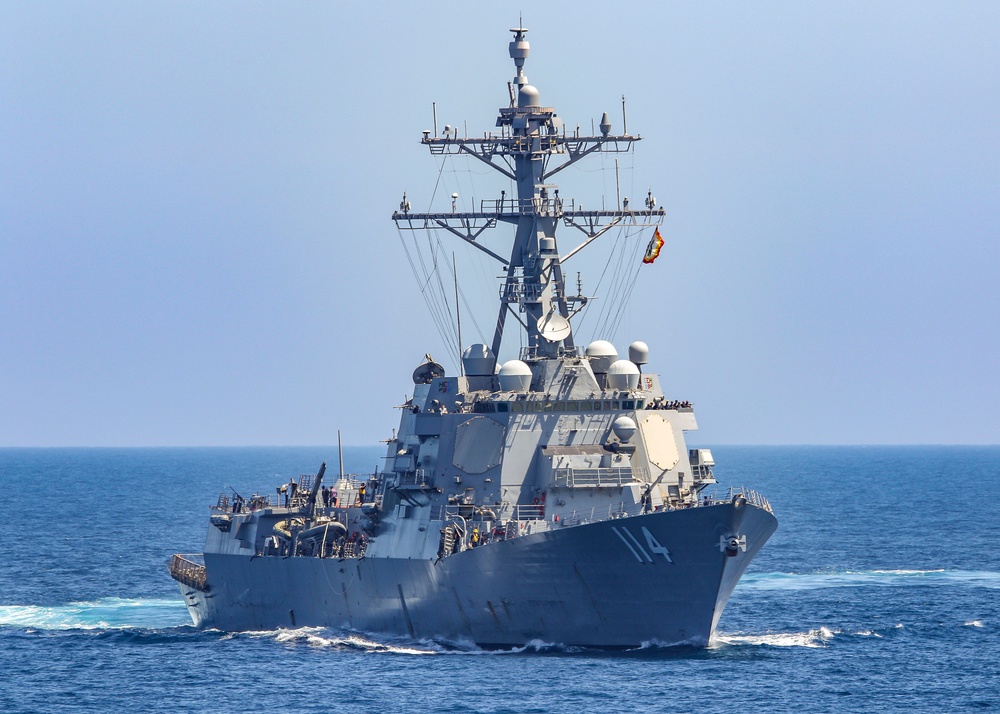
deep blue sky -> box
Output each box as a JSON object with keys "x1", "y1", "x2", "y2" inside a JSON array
[{"x1": 2, "y1": 2, "x2": 998, "y2": 446}]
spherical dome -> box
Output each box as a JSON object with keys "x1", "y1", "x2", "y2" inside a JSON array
[
  {"x1": 612, "y1": 416, "x2": 638, "y2": 443},
  {"x1": 606, "y1": 359, "x2": 640, "y2": 390},
  {"x1": 518, "y1": 85, "x2": 540, "y2": 107},
  {"x1": 586, "y1": 340, "x2": 618, "y2": 374},
  {"x1": 586, "y1": 340, "x2": 617, "y2": 357},
  {"x1": 628, "y1": 341, "x2": 649, "y2": 366},
  {"x1": 498, "y1": 360, "x2": 533, "y2": 392}
]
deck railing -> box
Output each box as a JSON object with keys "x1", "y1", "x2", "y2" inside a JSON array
[
  {"x1": 397, "y1": 469, "x2": 434, "y2": 488},
  {"x1": 433, "y1": 486, "x2": 771, "y2": 532},
  {"x1": 701, "y1": 486, "x2": 773, "y2": 513},
  {"x1": 552, "y1": 466, "x2": 649, "y2": 488},
  {"x1": 436, "y1": 503, "x2": 547, "y2": 523},
  {"x1": 169, "y1": 554, "x2": 209, "y2": 592},
  {"x1": 212, "y1": 476, "x2": 382, "y2": 513}
]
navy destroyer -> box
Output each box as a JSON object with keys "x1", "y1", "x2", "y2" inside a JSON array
[{"x1": 170, "y1": 28, "x2": 777, "y2": 648}]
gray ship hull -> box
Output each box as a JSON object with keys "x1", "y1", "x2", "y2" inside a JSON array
[{"x1": 180, "y1": 501, "x2": 776, "y2": 648}]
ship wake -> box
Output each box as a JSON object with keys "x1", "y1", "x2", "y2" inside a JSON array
[
  {"x1": 738, "y1": 569, "x2": 1000, "y2": 591},
  {"x1": 712, "y1": 627, "x2": 836, "y2": 648},
  {"x1": 0, "y1": 597, "x2": 190, "y2": 631}
]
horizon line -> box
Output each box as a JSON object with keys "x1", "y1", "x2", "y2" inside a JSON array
[{"x1": 1, "y1": 443, "x2": 997, "y2": 450}]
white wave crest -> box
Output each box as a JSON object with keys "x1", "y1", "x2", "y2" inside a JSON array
[
  {"x1": 738, "y1": 569, "x2": 1000, "y2": 592},
  {"x1": 230, "y1": 628, "x2": 592, "y2": 655},
  {"x1": 0, "y1": 597, "x2": 189, "y2": 631},
  {"x1": 712, "y1": 626, "x2": 835, "y2": 649},
  {"x1": 963, "y1": 620, "x2": 986, "y2": 628},
  {"x1": 236, "y1": 626, "x2": 445, "y2": 654},
  {"x1": 853, "y1": 629, "x2": 884, "y2": 638},
  {"x1": 637, "y1": 636, "x2": 709, "y2": 649}
]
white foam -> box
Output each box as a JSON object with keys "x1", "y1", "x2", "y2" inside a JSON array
[
  {"x1": 712, "y1": 627, "x2": 835, "y2": 649},
  {"x1": 854, "y1": 629, "x2": 883, "y2": 638},
  {"x1": 234, "y1": 628, "x2": 592, "y2": 655},
  {"x1": 638, "y1": 636, "x2": 708, "y2": 649},
  {"x1": 242, "y1": 627, "x2": 443, "y2": 654},
  {"x1": 738, "y1": 569, "x2": 1000, "y2": 591},
  {"x1": 963, "y1": 620, "x2": 985, "y2": 628},
  {"x1": 0, "y1": 598, "x2": 189, "y2": 631}
]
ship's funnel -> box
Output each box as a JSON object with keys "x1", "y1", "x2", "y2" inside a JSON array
[{"x1": 498, "y1": 360, "x2": 532, "y2": 392}]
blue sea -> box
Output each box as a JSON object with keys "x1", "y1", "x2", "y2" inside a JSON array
[{"x1": 1, "y1": 445, "x2": 997, "y2": 713}]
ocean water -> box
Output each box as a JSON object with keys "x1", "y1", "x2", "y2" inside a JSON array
[{"x1": 0, "y1": 445, "x2": 997, "y2": 713}]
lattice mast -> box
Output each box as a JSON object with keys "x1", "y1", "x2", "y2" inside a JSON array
[{"x1": 393, "y1": 27, "x2": 665, "y2": 367}]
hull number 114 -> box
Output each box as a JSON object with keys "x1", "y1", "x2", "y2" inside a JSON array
[{"x1": 612, "y1": 526, "x2": 673, "y2": 564}]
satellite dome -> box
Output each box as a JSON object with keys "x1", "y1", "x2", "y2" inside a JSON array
[
  {"x1": 498, "y1": 360, "x2": 533, "y2": 392},
  {"x1": 607, "y1": 359, "x2": 640, "y2": 390},
  {"x1": 518, "y1": 85, "x2": 540, "y2": 107},
  {"x1": 612, "y1": 416, "x2": 638, "y2": 443},
  {"x1": 628, "y1": 341, "x2": 649, "y2": 366},
  {"x1": 586, "y1": 340, "x2": 618, "y2": 374},
  {"x1": 462, "y1": 343, "x2": 495, "y2": 376}
]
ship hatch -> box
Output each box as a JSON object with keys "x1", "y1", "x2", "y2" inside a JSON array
[{"x1": 452, "y1": 416, "x2": 505, "y2": 473}]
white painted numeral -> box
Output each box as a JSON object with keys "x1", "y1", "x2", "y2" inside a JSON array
[
  {"x1": 641, "y1": 527, "x2": 673, "y2": 563},
  {"x1": 612, "y1": 526, "x2": 673, "y2": 564}
]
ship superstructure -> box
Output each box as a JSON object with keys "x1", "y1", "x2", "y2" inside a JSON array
[{"x1": 170, "y1": 28, "x2": 777, "y2": 648}]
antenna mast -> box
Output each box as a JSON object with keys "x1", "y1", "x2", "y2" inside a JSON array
[
  {"x1": 453, "y1": 252, "x2": 463, "y2": 375},
  {"x1": 392, "y1": 29, "x2": 664, "y2": 364}
]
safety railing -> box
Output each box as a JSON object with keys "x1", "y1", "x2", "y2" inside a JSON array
[
  {"x1": 168, "y1": 554, "x2": 209, "y2": 592},
  {"x1": 397, "y1": 469, "x2": 434, "y2": 488},
  {"x1": 439, "y1": 485, "x2": 771, "y2": 533},
  {"x1": 481, "y1": 197, "x2": 574, "y2": 215},
  {"x1": 211, "y1": 475, "x2": 384, "y2": 514},
  {"x1": 213, "y1": 493, "x2": 279, "y2": 513},
  {"x1": 701, "y1": 486, "x2": 773, "y2": 514},
  {"x1": 551, "y1": 487, "x2": 773, "y2": 527},
  {"x1": 435, "y1": 503, "x2": 545, "y2": 523},
  {"x1": 506, "y1": 504, "x2": 545, "y2": 521},
  {"x1": 430, "y1": 485, "x2": 772, "y2": 559},
  {"x1": 552, "y1": 466, "x2": 649, "y2": 488},
  {"x1": 552, "y1": 502, "x2": 633, "y2": 527},
  {"x1": 516, "y1": 344, "x2": 582, "y2": 361}
]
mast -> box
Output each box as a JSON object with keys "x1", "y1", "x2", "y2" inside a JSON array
[
  {"x1": 338, "y1": 430, "x2": 344, "y2": 480},
  {"x1": 453, "y1": 252, "x2": 463, "y2": 375},
  {"x1": 392, "y1": 28, "x2": 665, "y2": 367}
]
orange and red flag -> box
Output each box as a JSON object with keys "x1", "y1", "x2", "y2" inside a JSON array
[{"x1": 642, "y1": 228, "x2": 665, "y2": 264}]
